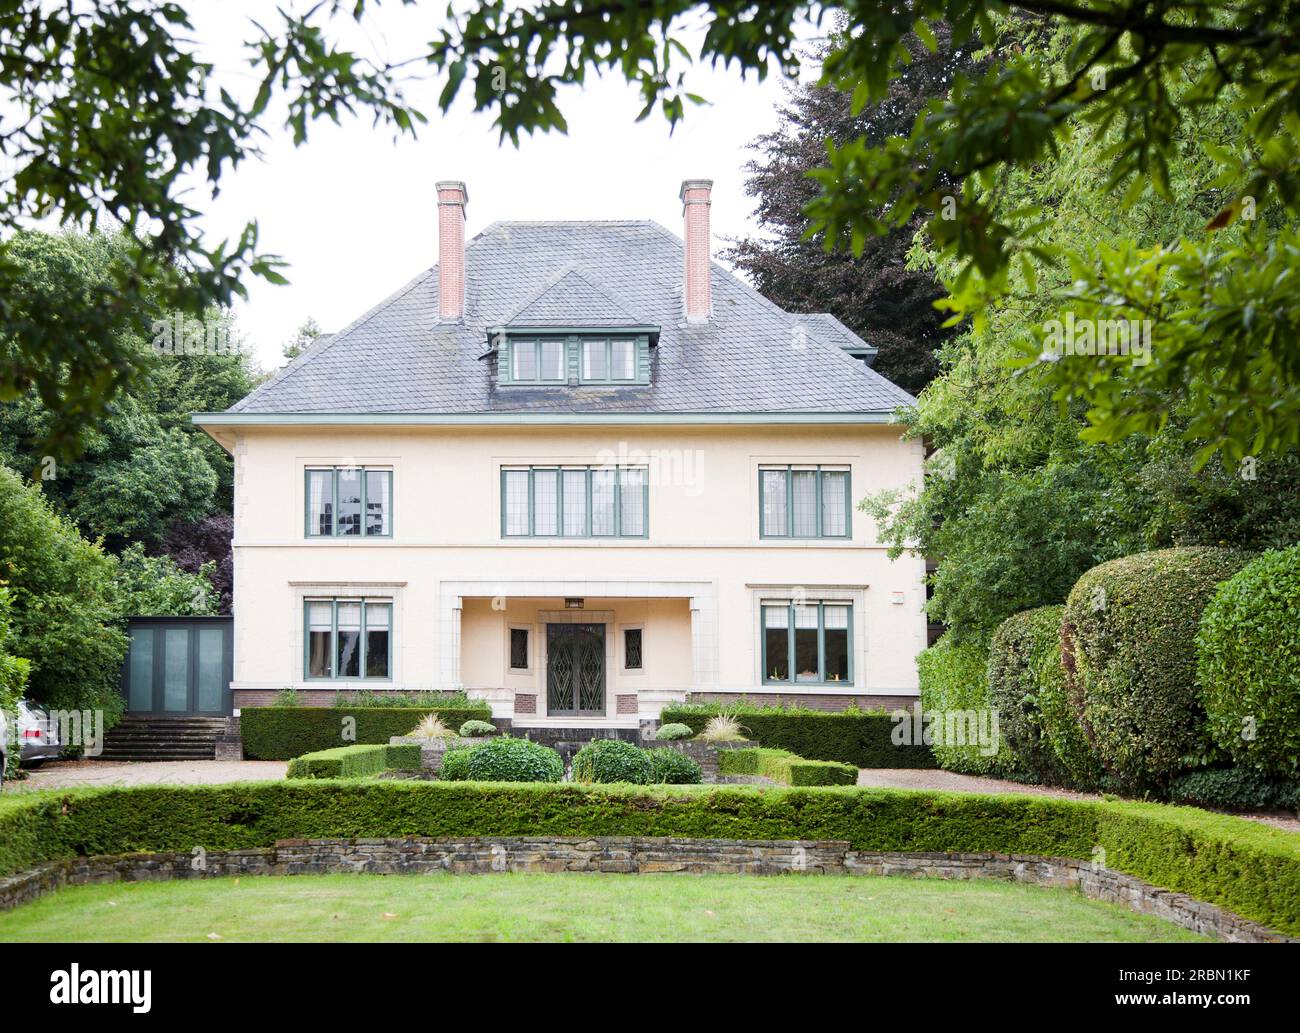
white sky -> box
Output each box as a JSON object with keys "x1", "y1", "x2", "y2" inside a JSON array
[{"x1": 182, "y1": 1, "x2": 821, "y2": 371}]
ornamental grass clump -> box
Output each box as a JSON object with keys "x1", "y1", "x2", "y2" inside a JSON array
[
  {"x1": 409, "y1": 714, "x2": 455, "y2": 738},
  {"x1": 698, "y1": 713, "x2": 748, "y2": 742}
]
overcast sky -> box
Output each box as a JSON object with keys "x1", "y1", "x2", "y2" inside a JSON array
[{"x1": 183, "y1": 1, "x2": 821, "y2": 371}]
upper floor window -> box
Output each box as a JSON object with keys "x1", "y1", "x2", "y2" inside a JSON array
[
  {"x1": 580, "y1": 337, "x2": 637, "y2": 383},
  {"x1": 510, "y1": 338, "x2": 567, "y2": 383},
  {"x1": 501, "y1": 466, "x2": 648, "y2": 538},
  {"x1": 306, "y1": 598, "x2": 391, "y2": 680},
  {"x1": 759, "y1": 465, "x2": 850, "y2": 539},
  {"x1": 499, "y1": 333, "x2": 650, "y2": 386},
  {"x1": 306, "y1": 467, "x2": 392, "y2": 537}
]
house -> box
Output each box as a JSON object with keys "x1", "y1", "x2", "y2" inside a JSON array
[{"x1": 191, "y1": 179, "x2": 927, "y2": 732}]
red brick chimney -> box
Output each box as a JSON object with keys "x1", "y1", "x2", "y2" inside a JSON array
[
  {"x1": 437, "y1": 180, "x2": 468, "y2": 321},
  {"x1": 679, "y1": 178, "x2": 712, "y2": 322}
]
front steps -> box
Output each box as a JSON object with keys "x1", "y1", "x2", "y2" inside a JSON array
[{"x1": 99, "y1": 717, "x2": 232, "y2": 761}]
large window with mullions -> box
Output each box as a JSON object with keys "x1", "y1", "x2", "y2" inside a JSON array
[
  {"x1": 306, "y1": 467, "x2": 392, "y2": 537},
  {"x1": 759, "y1": 465, "x2": 850, "y2": 538},
  {"x1": 761, "y1": 601, "x2": 852, "y2": 684},
  {"x1": 501, "y1": 466, "x2": 648, "y2": 538},
  {"x1": 305, "y1": 599, "x2": 391, "y2": 680}
]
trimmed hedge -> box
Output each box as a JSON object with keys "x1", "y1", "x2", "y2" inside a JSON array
[
  {"x1": 1, "y1": 783, "x2": 1297, "y2": 935},
  {"x1": 660, "y1": 706, "x2": 936, "y2": 769},
  {"x1": 1197, "y1": 545, "x2": 1300, "y2": 778},
  {"x1": 917, "y1": 637, "x2": 1005, "y2": 775},
  {"x1": 654, "y1": 723, "x2": 693, "y2": 741},
  {"x1": 989, "y1": 607, "x2": 1071, "y2": 786},
  {"x1": 439, "y1": 748, "x2": 471, "y2": 782},
  {"x1": 285, "y1": 744, "x2": 420, "y2": 779},
  {"x1": 1063, "y1": 547, "x2": 1250, "y2": 793},
  {"x1": 720, "y1": 747, "x2": 858, "y2": 786},
  {"x1": 458, "y1": 720, "x2": 498, "y2": 738},
  {"x1": 646, "y1": 748, "x2": 703, "y2": 785},
  {"x1": 1169, "y1": 767, "x2": 1300, "y2": 812},
  {"x1": 241, "y1": 705, "x2": 492, "y2": 760},
  {"x1": 466, "y1": 737, "x2": 564, "y2": 783},
  {"x1": 1025, "y1": 606, "x2": 1105, "y2": 791},
  {"x1": 572, "y1": 739, "x2": 653, "y2": 784}
]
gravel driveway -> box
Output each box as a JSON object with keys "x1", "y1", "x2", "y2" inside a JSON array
[{"x1": 4, "y1": 759, "x2": 286, "y2": 792}]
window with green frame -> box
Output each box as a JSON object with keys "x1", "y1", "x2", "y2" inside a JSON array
[
  {"x1": 305, "y1": 599, "x2": 391, "y2": 679},
  {"x1": 508, "y1": 337, "x2": 567, "y2": 384},
  {"x1": 501, "y1": 466, "x2": 648, "y2": 538},
  {"x1": 761, "y1": 601, "x2": 852, "y2": 684},
  {"x1": 579, "y1": 337, "x2": 637, "y2": 383},
  {"x1": 499, "y1": 333, "x2": 651, "y2": 386},
  {"x1": 759, "y1": 466, "x2": 851, "y2": 538},
  {"x1": 306, "y1": 467, "x2": 392, "y2": 537}
]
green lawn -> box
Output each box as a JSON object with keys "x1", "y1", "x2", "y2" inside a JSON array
[{"x1": 0, "y1": 873, "x2": 1208, "y2": 942}]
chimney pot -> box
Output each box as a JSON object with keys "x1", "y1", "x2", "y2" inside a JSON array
[
  {"x1": 679, "y1": 178, "x2": 712, "y2": 322},
  {"x1": 437, "y1": 180, "x2": 468, "y2": 321}
]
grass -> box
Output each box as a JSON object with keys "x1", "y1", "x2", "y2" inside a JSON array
[{"x1": 0, "y1": 872, "x2": 1209, "y2": 942}]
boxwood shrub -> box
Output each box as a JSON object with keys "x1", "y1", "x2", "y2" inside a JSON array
[
  {"x1": 720, "y1": 747, "x2": 857, "y2": 786},
  {"x1": 439, "y1": 747, "x2": 471, "y2": 782},
  {"x1": 646, "y1": 748, "x2": 702, "y2": 784},
  {"x1": 1197, "y1": 545, "x2": 1300, "y2": 778},
  {"x1": 917, "y1": 637, "x2": 1004, "y2": 775},
  {"x1": 457, "y1": 720, "x2": 498, "y2": 738},
  {"x1": 572, "y1": 739, "x2": 654, "y2": 784},
  {"x1": 2, "y1": 783, "x2": 1297, "y2": 936},
  {"x1": 241, "y1": 705, "x2": 492, "y2": 760},
  {"x1": 654, "y1": 723, "x2": 693, "y2": 741},
  {"x1": 466, "y1": 737, "x2": 564, "y2": 783},
  {"x1": 989, "y1": 607, "x2": 1073, "y2": 786},
  {"x1": 1168, "y1": 767, "x2": 1300, "y2": 812},
  {"x1": 1063, "y1": 547, "x2": 1250, "y2": 793},
  {"x1": 286, "y1": 744, "x2": 392, "y2": 779},
  {"x1": 659, "y1": 705, "x2": 935, "y2": 769}
]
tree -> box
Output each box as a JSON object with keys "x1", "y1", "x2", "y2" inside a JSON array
[
  {"x1": 423, "y1": 1, "x2": 1300, "y2": 466},
  {"x1": 113, "y1": 543, "x2": 218, "y2": 618},
  {"x1": 160, "y1": 515, "x2": 234, "y2": 615},
  {"x1": 282, "y1": 317, "x2": 322, "y2": 362},
  {"x1": 724, "y1": 25, "x2": 977, "y2": 394},
  {"x1": 0, "y1": 1, "x2": 421, "y2": 459}
]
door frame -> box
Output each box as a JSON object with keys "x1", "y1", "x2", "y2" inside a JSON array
[{"x1": 544, "y1": 622, "x2": 607, "y2": 717}]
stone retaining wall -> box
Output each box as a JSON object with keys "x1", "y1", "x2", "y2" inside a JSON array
[{"x1": 0, "y1": 837, "x2": 1290, "y2": 942}]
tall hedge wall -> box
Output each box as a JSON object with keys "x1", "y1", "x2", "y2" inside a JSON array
[
  {"x1": 1, "y1": 783, "x2": 1297, "y2": 936},
  {"x1": 659, "y1": 705, "x2": 936, "y2": 769},
  {"x1": 988, "y1": 606, "x2": 1072, "y2": 786},
  {"x1": 1063, "y1": 547, "x2": 1250, "y2": 793},
  {"x1": 240, "y1": 706, "x2": 492, "y2": 760},
  {"x1": 917, "y1": 637, "x2": 1006, "y2": 775}
]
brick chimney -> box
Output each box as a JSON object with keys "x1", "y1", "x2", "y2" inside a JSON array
[
  {"x1": 437, "y1": 180, "x2": 468, "y2": 321},
  {"x1": 679, "y1": 178, "x2": 712, "y2": 322}
]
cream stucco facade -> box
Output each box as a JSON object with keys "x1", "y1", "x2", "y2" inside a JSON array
[{"x1": 206, "y1": 420, "x2": 927, "y2": 726}]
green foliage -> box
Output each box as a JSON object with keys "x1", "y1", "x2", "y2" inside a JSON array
[
  {"x1": 112, "y1": 543, "x2": 218, "y2": 617},
  {"x1": 239, "y1": 705, "x2": 492, "y2": 761},
  {"x1": 385, "y1": 744, "x2": 422, "y2": 772},
  {"x1": 286, "y1": 745, "x2": 391, "y2": 780},
  {"x1": 571, "y1": 739, "x2": 654, "y2": 785},
  {"x1": 331, "y1": 690, "x2": 474, "y2": 708},
  {"x1": 1197, "y1": 546, "x2": 1300, "y2": 778},
  {"x1": 1063, "y1": 547, "x2": 1251, "y2": 793},
  {"x1": 3, "y1": 783, "x2": 1298, "y2": 935},
  {"x1": 654, "y1": 723, "x2": 693, "y2": 741},
  {"x1": 457, "y1": 720, "x2": 497, "y2": 738},
  {"x1": 917, "y1": 637, "x2": 1004, "y2": 775},
  {"x1": 0, "y1": 466, "x2": 127, "y2": 718},
  {"x1": 645, "y1": 748, "x2": 702, "y2": 785},
  {"x1": 988, "y1": 607, "x2": 1071, "y2": 785},
  {"x1": 0, "y1": 587, "x2": 31, "y2": 779},
  {"x1": 1168, "y1": 768, "x2": 1300, "y2": 813},
  {"x1": 466, "y1": 737, "x2": 564, "y2": 783},
  {"x1": 720, "y1": 747, "x2": 858, "y2": 786},
  {"x1": 1027, "y1": 607, "x2": 1105, "y2": 791},
  {"x1": 660, "y1": 704, "x2": 936, "y2": 769},
  {"x1": 439, "y1": 748, "x2": 471, "y2": 782}
]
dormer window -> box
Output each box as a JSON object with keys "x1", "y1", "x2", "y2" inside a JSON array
[
  {"x1": 510, "y1": 337, "x2": 567, "y2": 383},
  {"x1": 581, "y1": 338, "x2": 636, "y2": 383},
  {"x1": 497, "y1": 331, "x2": 652, "y2": 386}
]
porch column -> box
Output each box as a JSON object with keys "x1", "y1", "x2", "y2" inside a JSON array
[
  {"x1": 689, "y1": 588, "x2": 720, "y2": 691},
  {"x1": 439, "y1": 592, "x2": 463, "y2": 690}
]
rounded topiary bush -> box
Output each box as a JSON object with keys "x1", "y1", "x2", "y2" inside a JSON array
[
  {"x1": 439, "y1": 747, "x2": 471, "y2": 781},
  {"x1": 1197, "y1": 545, "x2": 1300, "y2": 778},
  {"x1": 654, "y1": 722, "x2": 693, "y2": 741},
  {"x1": 1022, "y1": 606, "x2": 1106, "y2": 791},
  {"x1": 988, "y1": 606, "x2": 1070, "y2": 785},
  {"x1": 571, "y1": 738, "x2": 653, "y2": 784},
  {"x1": 465, "y1": 737, "x2": 564, "y2": 783},
  {"x1": 917, "y1": 636, "x2": 1004, "y2": 775},
  {"x1": 458, "y1": 719, "x2": 497, "y2": 738},
  {"x1": 647, "y1": 747, "x2": 703, "y2": 784},
  {"x1": 1062, "y1": 546, "x2": 1250, "y2": 793}
]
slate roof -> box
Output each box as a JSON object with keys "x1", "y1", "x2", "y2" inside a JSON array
[
  {"x1": 230, "y1": 220, "x2": 915, "y2": 415},
  {"x1": 794, "y1": 312, "x2": 878, "y2": 361}
]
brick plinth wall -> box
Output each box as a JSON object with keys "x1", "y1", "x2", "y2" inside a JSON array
[{"x1": 0, "y1": 838, "x2": 1288, "y2": 942}]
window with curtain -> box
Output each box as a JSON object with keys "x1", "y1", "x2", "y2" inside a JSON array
[
  {"x1": 306, "y1": 468, "x2": 391, "y2": 538},
  {"x1": 758, "y1": 466, "x2": 851, "y2": 539},
  {"x1": 501, "y1": 466, "x2": 648, "y2": 538},
  {"x1": 761, "y1": 601, "x2": 852, "y2": 684},
  {"x1": 305, "y1": 599, "x2": 391, "y2": 680}
]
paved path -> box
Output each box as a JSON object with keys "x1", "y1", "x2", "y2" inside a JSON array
[{"x1": 4, "y1": 759, "x2": 286, "y2": 792}]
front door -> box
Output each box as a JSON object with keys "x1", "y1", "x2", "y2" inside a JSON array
[{"x1": 546, "y1": 623, "x2": 605, "y2": 716}]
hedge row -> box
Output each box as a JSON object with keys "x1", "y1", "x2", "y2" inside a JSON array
[
  {"x1": 720, "y1": 748, "x2": 857, "y2": 786},
  {"x1": 916, "y1": 638, "x2": 1007, "y2": 775},
  {"x1": 660, "y1": 706, "x2": 936, "y2": 769},
  {"x1": 285, "y1": 744, "x2": 421, "y2": 779},
  {"x1": 240, "y1": 706, "x2": 492, "y2": 760},
  {"x1": 0, "y1": 783, "x2": 1296, "y2": 935}
]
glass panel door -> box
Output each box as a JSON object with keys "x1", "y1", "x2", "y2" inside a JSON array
[
  {"x1": 127, "y1": 627, "x2": 154, "y2": 711},
  {"x1": 163, "y1": 628, "x2": 190, "y2": 711},
  {"x1": 546, "y1": 624, "x2": 605, "y2": 716},
  {"x1": 196, "y1": 627, "x2": 225, "y2": 712}
]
